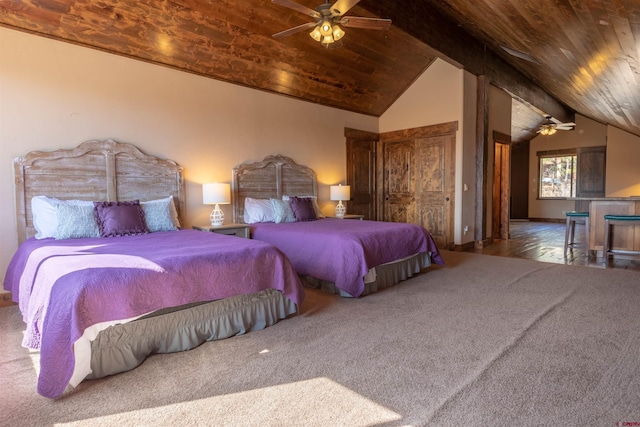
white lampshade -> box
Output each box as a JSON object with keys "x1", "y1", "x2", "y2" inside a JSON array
[
  {"x1": 203, "y1": 182, "x2": 230, "y2": 226},
  {"x1": 330, "y1": 184, "x2": 350, "y2": 201},
  {"x1": 330, "y1": 184, "x2": 350, "y2": 218},
  {"x1": 202, "y1": 183, "x2": 231, "y2": 205}
]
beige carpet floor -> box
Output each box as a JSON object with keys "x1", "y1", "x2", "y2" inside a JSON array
[{"x1": 1, "y1": 250, "x2": 639, "y2": 426}]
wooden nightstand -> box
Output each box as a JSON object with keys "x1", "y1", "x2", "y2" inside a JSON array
[
  {"x1": 327, "y1": 214, "x2": 365, "y2": 220},
  {"x1": 192, "y1": 223, "x2": 250, "y2": 238}
]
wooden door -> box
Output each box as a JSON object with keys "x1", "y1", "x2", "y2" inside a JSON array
[
  {"x1": 345, "y1": 128, "x2": 378, "y2": 220},
  {"x1": 415, "y1": 135, "x2": 455, "y2": 247},
  {"x1": 493, "y1": 142, "x2": 510, "y2": 240},
  {"x1": 382, "y1": 140, "x2": 414, "y2": 223},
  {"x1": 379, "y1": 122, "x2": 457, "y2": 249},
  {"x1": 510, "y1": 142, "x2": 529, "y2": 219},
  {"x1": 577, "y1": 146, "x2": 606, "y2": 197}
]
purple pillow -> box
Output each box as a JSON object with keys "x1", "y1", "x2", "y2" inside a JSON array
[
  {"x1": 289, "y1": 197, "x2": 317, "y2": 222},
  {"x1": 94, "y1": 200, "x2": 149, "y2": 237}
]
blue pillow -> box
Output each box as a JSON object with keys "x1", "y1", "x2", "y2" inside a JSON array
[{"x1": 55, "y1": 204, "x2": 100, "y2": 239}]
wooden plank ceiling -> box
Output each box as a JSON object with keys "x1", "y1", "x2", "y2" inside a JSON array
[{"x1": 1, "y1": 0, "x2": 639, "y2": 143}]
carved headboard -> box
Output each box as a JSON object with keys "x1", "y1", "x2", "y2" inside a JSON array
[
  {"x1": 13, "y1": 139, "x2": 185, "y2": 244},
  {"x1": 232, "y1": 155, "x2": 317, "y2": 224}
]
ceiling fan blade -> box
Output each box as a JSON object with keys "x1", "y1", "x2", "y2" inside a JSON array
[
  {"x1": 556, "y1": 126, "x2": 574, "y2": 130},
  {"x1": 273, "y1": 22, "x2": 317, "y2": 39},
  {"x1": 330, "y1": 0, "x2": 361, "y2": 16},
  {"x1": 272, "y1": 0, "x2": 320, "y2": 19},
  {"x1": 341, "y1": 16, "x2": 392, "y2": 30}
]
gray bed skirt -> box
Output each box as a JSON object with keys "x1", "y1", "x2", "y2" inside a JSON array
[
  {"x1": 86, "y1": 289, "x2": 297, "y2": 380},
  {"x1": 301, "y1": 251, "x2": 433, "y2": 297}
]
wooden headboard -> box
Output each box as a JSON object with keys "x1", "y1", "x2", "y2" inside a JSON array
[
  {"x1": 13, "y1": 139, "x2": 185, "y2": 244},
  {"x1": 232, "y1": 155, "x2": 317, "y2": 224}
]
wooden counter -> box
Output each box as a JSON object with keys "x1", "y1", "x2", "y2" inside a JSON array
[{"x1": 570, "y1": 198, "x2": 640, "y2": 253}]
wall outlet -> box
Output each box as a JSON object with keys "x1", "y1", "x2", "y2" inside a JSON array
[{"x1": 464, "y1": 225, "x2": 469, "y2": 234}]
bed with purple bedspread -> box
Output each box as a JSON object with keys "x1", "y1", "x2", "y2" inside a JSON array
[
  {"x1": 250, "y1": 218, "x2": 444, "y2": 297},
  {"x1": 3, "y1": 229, "x2": 304, "y2": 399}
]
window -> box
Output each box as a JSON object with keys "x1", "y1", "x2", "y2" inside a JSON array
[{"x1": 538, "y1": 149, "x2": 577, "y2": 199}]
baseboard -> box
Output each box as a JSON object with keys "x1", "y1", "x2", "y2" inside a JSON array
[
  {"x1": 527, "y1": 217, "x2": 564, "y2": 224},
  {"x1": 0, "y1": 291, "x2": 15, "y2": 308},
  {"x1": 473, "y1": 238, "x2": 493, "y2": 249},
  {"x1": 453, "y1": 241, "x2": 476, "y2": 252}
]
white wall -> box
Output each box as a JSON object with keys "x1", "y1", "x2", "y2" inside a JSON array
[
  {"x1": 605, "y1": 126, "x2": 640, "y2": 197},
  {"x1": 379, "y1": 58, "x2": 463, "y2": 133},
  {"x1": 0, "y1": 27, "x2": 378, "y2": 278},
  {"x1": 528, "y1": 115, "x2": 607, "y2": 219}
]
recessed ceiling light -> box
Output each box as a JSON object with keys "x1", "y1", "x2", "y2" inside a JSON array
[{"x1": 500, "y1": 45, "x2": 540, "y2": 64}]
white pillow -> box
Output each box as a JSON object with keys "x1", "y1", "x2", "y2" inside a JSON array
[
  {"x1": 141, "y1": 196, "x2": 181, "y2": 232},
  {"x1": 243, "y1": 198, "x2": 274, "y2": 223},
  {"x1": 282, "y1": 195, "x2": 324, "y2": 219},
  {"x1": 32, "y1": 196, "x2": 94, "y2": 239}
]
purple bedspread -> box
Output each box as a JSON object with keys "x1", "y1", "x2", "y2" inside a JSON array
[
  {"x1": 250, "y1": 218, "x2": 444, "y2": 297},
  {"x1": 3, "y1": 230, "x2": 304, "y2": 398}
]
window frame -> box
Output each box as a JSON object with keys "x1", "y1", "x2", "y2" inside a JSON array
[{"x1": 537, "y1": 148, "x2": 577, "y2": 200}]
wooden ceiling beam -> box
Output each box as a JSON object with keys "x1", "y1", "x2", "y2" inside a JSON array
[{"x1": 361, "y1": 1, "x2": 575, "y2": 124}]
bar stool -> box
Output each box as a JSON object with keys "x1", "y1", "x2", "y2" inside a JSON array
[
  {"x1": 602, "y1": 214, "x2": 640, "y2": 262},
  {"x1": 564, "y1": 211, "x2": 589, "y2": 256}
]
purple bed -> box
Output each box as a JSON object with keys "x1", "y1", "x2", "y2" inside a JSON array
[
  {"x1": 232, "y1": 155, "x2": 444, "y2": 297},
  {"x1": 4, "y1": 230, "x2": 304, "y2": 398},
  {"x1": 7, "y1": 140, "x2": 305, "y2": 399},
  {"x1": 251, "y1": 218, "x2": 443, "y2": 297}
]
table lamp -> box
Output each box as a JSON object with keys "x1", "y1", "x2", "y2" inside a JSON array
[
  {"x1": 203, "y1": 182, "x2": 231, "y2": 226},
  {"x1": 330, "y1": 184, "x2": 350, "y2": 218}
]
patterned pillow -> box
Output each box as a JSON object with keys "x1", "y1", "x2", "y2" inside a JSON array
[
  {"x1": 94, "y1": 200, "x2": 149, "y2": 237},
  {"x1": 270, "y1": 198, "x2": 296, "y2": 223},
  {"x1": 55, "y1": 204, "x2": 100, "y2": 239},
  {"x1": 289, "y1": 196, "x2": 317, "y2": 222},
  {"x1": 141, "y1": 196, "x2": 180, "y2": 232},
  {"x1": 33, "y1": 196, "x2": 95, "y2": 239}
]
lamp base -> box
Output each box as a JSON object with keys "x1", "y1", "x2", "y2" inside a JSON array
[
  {"x1": 210, "y1": 204, "x2": 224, "y2": 226},
  {"x1": 335, "y1": 200, "x2": 346, "y2": 218}
]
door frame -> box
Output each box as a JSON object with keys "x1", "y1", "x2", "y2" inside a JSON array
[
  {"x1": 345, "y1": 128, "x2": 378, "y2": 220},
  {"x1": 492, "y1": 131, "x2": 511, "y2": 240}
]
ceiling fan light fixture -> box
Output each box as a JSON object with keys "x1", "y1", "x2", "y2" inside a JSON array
[
  {"x1": 309, "y1": 26, "x2": 322, "y2": 41},
  {"x1": 332, "y1": 24, "x2": 344, "y2": 41},
  {"x1": 320, "y1": 19, "x2": 333, "y2": 36},
  {"x1": 539, "y1": 125, "x2": 557, "y2": 136},
  {"x1": 272, "y1": 0, "x2": 391, "y2": 48}
]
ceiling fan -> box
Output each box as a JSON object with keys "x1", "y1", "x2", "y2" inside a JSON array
[
  {"x1": 537, "y1": 115, "x2": 576, "y2": 136},
  {"x1": 271, "y1": 0, "x2": 392, "y2": 47}
]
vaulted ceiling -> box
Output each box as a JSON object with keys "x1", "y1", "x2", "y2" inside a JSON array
[{"x1": 1, "y1": 1, "x2": 639, "y2": 143}]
